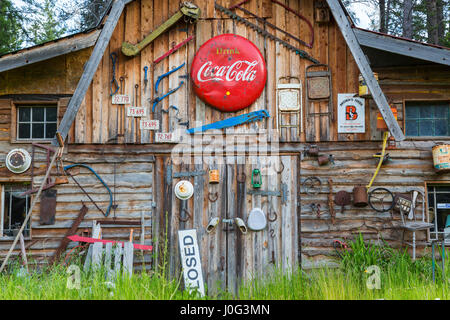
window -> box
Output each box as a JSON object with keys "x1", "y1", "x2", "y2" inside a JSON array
[
  {"x1": 1, "y1": 184, "x2": 31, "y2": 238},
  {"x1": 427, "y1": 184, "x2": 450, "y2": 244},
  {"x1": 17, "y1": 105, "x2": 57, "y2": 140},
  {"x1": 405, "y1": 101, "x2": 450, "y2": 137}
]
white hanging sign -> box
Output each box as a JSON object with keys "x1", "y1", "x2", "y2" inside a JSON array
[
  {"x1": 155, "y1": 132, "x2": 178, "y2": 143},
  {"x1": 112, "y1": 94, "x2": 130, "y2": 105},
  {"x1": 337, "y1": 94, "x2": 365, "y2": 133},
  {"x1": 127, "y1": 106, "x2": 147, "y2": 117},
  {"x1": 139, "y1": 119, "x2": 160, "y2": 130},
  {"x1": 178, "y1": 229, "x2": 205, "y2": 297}
]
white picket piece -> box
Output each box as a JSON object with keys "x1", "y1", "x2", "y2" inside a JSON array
[{"x1": 122, "y1": 242, "x2": 134, "y2": 278}]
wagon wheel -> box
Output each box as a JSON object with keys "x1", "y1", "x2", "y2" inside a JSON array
[
  {"x1": 302, "y1": 176, "x2": 322, "y2": 195},
  {"x1": 368, "y1": 187, "x2": 395, "y2": 213}
]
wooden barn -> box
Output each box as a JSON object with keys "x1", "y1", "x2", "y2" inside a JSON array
[{"x1": 0, "y1": 0, "x2": 449, "y2": 294}]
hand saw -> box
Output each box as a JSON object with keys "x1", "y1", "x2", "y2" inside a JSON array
[
  {"x1": 215, "y1": 3, "x2": 319, "y2": 64},
  {"x1": 122, "y1": 2, "x2": 200, "y2": 57},
  {"x1": 186, "y1": 110, "x2": 270, "y2": 134}
]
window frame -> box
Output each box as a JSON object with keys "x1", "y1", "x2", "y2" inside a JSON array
[
  {"x1": 403, "y1": 99, "x2": 450, "y2": 140},
  {"x1": 425, "y1": 181, "x2": 450, "y2": 245},
  {"x1": 0, "y1": 184, "x2": 32, "y2": 241},
  {"x1": 11, "y1": 101, "x2": 59, "y2": 144}
]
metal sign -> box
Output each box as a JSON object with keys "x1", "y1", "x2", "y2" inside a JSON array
[
  {"x1": 112, "y1": 94, "x2": 130, "y2": 105},
  {"x1": 178, "y1": 229, "x2": 205, "y2": 297},
  {"x1": 155, "y1": 132, "x2": 178, "y2": 143},
  {"x1": 337, "y1": 94, "x2": 365, "y2": 133},
  {"x1": 190, "y1": 34, "x2": 267, "y2": 112},
  {"x1": 127, "y1": 106, "x2": 147, "y2": 117},
  {"x1": 139, "y1": 119, "x2": 159, "y2": 130}
]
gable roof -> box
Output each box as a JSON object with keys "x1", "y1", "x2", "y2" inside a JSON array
[{"x1": 354, "y1": 27, "x2": 450, "y2": 67}]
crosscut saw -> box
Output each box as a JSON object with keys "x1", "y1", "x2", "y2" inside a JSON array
[
  {"x1": 122, "y1": 2, "x2": 200, "y2": 56},
  {"x1": 214, "y1": 3, "x2": 319, "y2": 64},
  {"x1": 186, "y1": 110, "x2": 270, "y2": 134}
]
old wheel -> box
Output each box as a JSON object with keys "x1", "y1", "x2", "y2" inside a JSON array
[{"x1": 368, "y1": 187, "x2": 395, "y2": 212}]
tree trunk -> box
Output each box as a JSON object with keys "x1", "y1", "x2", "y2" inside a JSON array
[
  {"x1": 426, "y1": 0, "x2": 439, "y2": 44},
  {"x1": 402, "y1": 0, "x2": 413, "y2": 38},
  {"x1": 379, "y1": 0, "x2": 386, "y2": 33},
  {"x1": 436, "y1": 0, "x2": 445, "y2": 45}
]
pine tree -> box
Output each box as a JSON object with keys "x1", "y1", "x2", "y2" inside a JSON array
[
  {"x1": 0, "y1": 0, "x2": 24, "y2": 55},
  {"x1": 28, "y1": 0, "x2": 67, "y2": 45}
]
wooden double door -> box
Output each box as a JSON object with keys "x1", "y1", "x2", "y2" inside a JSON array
[{"x1": 153, "y1": 154, "x2": 300, "y2": 295}]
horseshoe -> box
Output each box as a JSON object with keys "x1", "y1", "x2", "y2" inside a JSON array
[
  {"x1": 276, "y1": 160, "x2": 284, "y2": 174},
  {"x1": 208, "y1": 192, "x2": 218, "y2": 202},
  {"x1": 178, "y1": 208, "x2": 191, "y2": 222}
]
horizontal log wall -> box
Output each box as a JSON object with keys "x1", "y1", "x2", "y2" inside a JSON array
[
  {"x1": 0, "y1": 143, "x2": 154, "y2": 269},
  {"x1": 300, "y1": 140, "x2": 450, "y2": 268}
]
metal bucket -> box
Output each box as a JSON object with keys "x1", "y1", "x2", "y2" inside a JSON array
[
  {"x1": 353, "y1": 186, "x2": 368, "y2": 207},
  {"x1": 432, "y1": 144, "x2": 450, "y2": 173}
]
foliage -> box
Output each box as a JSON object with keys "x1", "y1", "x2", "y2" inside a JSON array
[{"x1": 0, "y1": 0, "x2": 24, "y2": 55}]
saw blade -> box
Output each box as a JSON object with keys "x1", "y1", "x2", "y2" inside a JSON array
[{"x1": 215, "y1": 3, "x2": 319, "y2": 64}]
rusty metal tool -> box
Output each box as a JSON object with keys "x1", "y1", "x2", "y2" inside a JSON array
[
  {"x1": 215, "y1": 3, "x2": 319, "y2": 64},
  {"x1": 122, "y1": 2, "x2": 200, "y2": 56},
  {"x1": 232, "y1": 5, "x2": 312, "y2": 48},
  {"x1": 50, "y1": 204, "x2": 89, "y2": 265},
  {"x1": 271, "y1": 0, "x2": 314, "y2": 48},
  {"x1": 153, "y1": 35, "x2": 194, "y2": 65},
  {"x1": 328, "y1": 178, "x2": 335, "y2": 224}
]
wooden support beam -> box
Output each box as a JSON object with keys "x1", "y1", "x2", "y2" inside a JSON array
[
  {"x1": 52, "y1": 0, "x2": 126, "y2": 146},
  {"x1": 354, "y1": 28, "x2": 450, "y2": 67},
  {"x1": 326, "y1": 0, "x2": 405, "y2": 141}
]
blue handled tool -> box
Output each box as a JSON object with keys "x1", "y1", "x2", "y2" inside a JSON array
[
  {"x1": 143, "y1": 66, "x2": 149, "y2": 89},
  {"x1": 152, "y1": 81, "x2": 184, "y2": 113},
  {"x1": 186, "y1": 110, "x2": 270, "y2": 134},
  {"x1": 155, "y1": 62, "x2": 185, "y2": 94}
]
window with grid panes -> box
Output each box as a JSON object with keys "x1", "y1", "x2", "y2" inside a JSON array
[
  {"x1": 17, "y1": 105, "x2": 57, "y2": 140},
  {"x1": 405, "y1": 101, "x2": 450, "y2": 137}
]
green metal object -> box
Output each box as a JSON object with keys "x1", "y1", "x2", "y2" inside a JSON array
[
  {"x1": 121, "y1": 2, "x2": 200, "y2": 57},
  {"x1": 251, "y1": 169, "x2": 262, "y2": 189}
]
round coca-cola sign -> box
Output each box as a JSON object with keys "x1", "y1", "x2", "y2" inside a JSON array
[{"x1": 191, "y1": 34, "x2": 267, "y2": 112}]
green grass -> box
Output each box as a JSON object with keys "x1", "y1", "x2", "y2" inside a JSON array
[{"x1": 1, "y1": 234, "x2": 449, "y2": 300}]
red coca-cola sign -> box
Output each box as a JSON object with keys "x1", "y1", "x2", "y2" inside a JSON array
[{"x1": 191, "y1": 34, "x2": 267, "y2": 112}]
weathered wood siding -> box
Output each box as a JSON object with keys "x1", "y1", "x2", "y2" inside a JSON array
[
  {"x1": 67, "y1": 0, "x2": 363, "y2": 144},
  {"x1": 153, "y1": 153, "x2": 299, "y2": 294}
]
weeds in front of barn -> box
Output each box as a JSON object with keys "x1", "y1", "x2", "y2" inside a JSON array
[{"x1": 0, "y1": 233, "x2": 449, "y2": 300}]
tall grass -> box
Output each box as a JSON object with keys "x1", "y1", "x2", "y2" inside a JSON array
[{"x1": 0, "y1": 233, "x2": 448, "y2": 300}]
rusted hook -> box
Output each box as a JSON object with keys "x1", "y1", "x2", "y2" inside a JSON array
[
  {"x1": 237, "y1": 171, "x2": 246, "y2": 183},
  {"x1": 178, "y1": 208, "x2": 191, "y2": 222},
  {"x1": 267, "y1": 209, "x2": 278, "y2": 222},
  {"x1": 208, "y1": 192, "x2": 218, "y2": 203}
]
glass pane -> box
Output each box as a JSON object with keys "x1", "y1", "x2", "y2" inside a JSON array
[
  {"x1": 435, "y1": 119, "x2": 449, "y2": 136},
  {"x1": 32, "y1": 107, "x2": 45, "y2": 122},
  {"x1": 32, "y1": 123, "x2": 44, "y2": 139},
  {"x1": 405, "y1": 120, "x2": 418, "y2": 136},
  {"x1": 45, "y1": 123, "x2": 57, "y2": 139},
  {"x1": 420, "y1": 105, "x2": 433, "y2": 119},
  {"x1": 18, "y1": 107, "x2": 31, "y2": 122},
  {"x1": 18, "y1": 123, "x2": 30, "y2": 139},
  {"x1": 405, "y1": 106, "x2": 419, "y2": 119},
  {"x1": 435, "y1": 105, "x2": 449, "y2": 119},
  {"x1": 46, "y1": 107, "x2": 57, "y2": 121},
  {"x1": 419, "y1": 119, "x2": 434, "y2": 136}
]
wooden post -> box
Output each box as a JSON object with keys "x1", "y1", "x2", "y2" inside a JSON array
[{"x1": 123, "y1": 242, "x2": 134, "y2": 278}]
